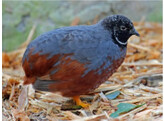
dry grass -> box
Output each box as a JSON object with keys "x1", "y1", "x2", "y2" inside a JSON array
[{"x1": 2, "y1": 18, "x2": 162, "y2": 121}]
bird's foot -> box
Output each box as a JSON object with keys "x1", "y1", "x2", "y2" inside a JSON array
[{"x1": 73, "y1": 96, "x2": 90, "y2": 108}]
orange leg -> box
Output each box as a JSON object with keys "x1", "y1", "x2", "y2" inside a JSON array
[{"x1": 73, "y1": 96, "x2": 90, "y2": 108}]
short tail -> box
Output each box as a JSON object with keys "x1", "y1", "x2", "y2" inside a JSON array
[
  {"x1": 33, "y1": 79, "x2": 56, "y2": 92},
  {"x1": 23, "y1": 76, "x2": 36, "y2": 85}
]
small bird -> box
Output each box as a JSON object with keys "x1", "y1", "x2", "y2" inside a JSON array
[{"x1": 22, "y1": 15, "x2": 139, "y2": 108}]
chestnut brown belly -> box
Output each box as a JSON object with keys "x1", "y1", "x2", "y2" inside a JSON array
[
  {"x1": 24, "y1": 52, "x2": 125, "y2": 97},
  {"x1": 49, "y1": 58, "x2": 124, "y2": 97}
]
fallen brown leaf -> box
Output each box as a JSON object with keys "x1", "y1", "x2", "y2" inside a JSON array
[{"x1": 2, "y1": 52, "x2": 10, "y2": 68}]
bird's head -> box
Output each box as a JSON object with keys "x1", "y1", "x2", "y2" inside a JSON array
[{"x1": 101, "y1": 15, "x2": 140, "y2": 48}]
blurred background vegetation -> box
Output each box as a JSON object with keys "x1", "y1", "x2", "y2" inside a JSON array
[{"x1": 2, "y1": 1, "x2": 162, "y2": 52}]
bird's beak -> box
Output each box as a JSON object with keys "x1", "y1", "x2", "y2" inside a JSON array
[{"x1": 130, "y1": 28, "x2": 140, "y2": 37}]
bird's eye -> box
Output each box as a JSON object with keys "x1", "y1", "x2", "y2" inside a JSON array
[{"x1": 120, "y1": 26, "x2": 127, "y2": 31}]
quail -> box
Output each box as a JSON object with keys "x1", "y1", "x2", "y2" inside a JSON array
[{"x1": 22, "y1": 15, "x2": 139, "y2": 107}]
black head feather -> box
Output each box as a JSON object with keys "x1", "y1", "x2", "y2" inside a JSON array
[{"x1": 101, "y1": 15, "x2": 139, "y2": 48}]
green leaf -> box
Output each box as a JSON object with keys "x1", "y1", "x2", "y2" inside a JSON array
[
  {"x1": 106, "y1": 91, "x2": 120, "y2": 100},
  {"x1": 110, "y1": 103, "x2": 145, "y2": 118}
]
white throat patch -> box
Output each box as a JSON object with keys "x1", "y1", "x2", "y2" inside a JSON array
[{"x1": 115, "y1": 36, "x2": 127, "y2": 45}]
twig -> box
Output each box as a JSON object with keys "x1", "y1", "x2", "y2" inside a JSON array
[
  {"x1": 139, "y1": 85, "x2": 162, "y2": 94},
  {"x1": 19, "y1": 24, "x2": 37, "y2": 49},
  {"x1": 122, "y1": 62, "x2": 162, "y2": 66},
  {"x1": 72, "y1": 113, "x2": 109, "y2": 121},
  {"x1": 112, "y1": 93, "x2": 162, "y2": 106},
  {"x1": 105, "y1": 74, "x2": 162, "y2": 96},
  {"x1": 99, "y1": 92, "x2": 109, "y2": 102},
  {"x1": 94, "y1": 85, "x2": 121, "y2": 93},
  {"x1": 128, "y1": 43, "x2": 151, "y2": 52},
  {"x1": 105, "y1": 77, "x2": 141, "y2": 95},
  {"x1": 9, "y1": 84, "x2": 15, "y2": 101},
  {"x1": 113, "y1": 69, "x2": 162, "y2": 80}
]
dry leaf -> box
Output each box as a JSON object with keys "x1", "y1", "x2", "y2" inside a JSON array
[
  {"x1": 18, "y1": 86, "x2": 28, "y2": 111},
  {"x1": 2, "y1": 52, "x2": 10, "y2": 68}
]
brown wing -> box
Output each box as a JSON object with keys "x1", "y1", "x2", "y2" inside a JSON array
[
  {"x1": 22, "y1": 48, "x2": 60, "y2": 84},
  {"x1": 22, "y1": 48, "x2": 86, "y2": 85},
  {"x1": 31, "y1": 55, "x2": 89, "y2": 96},
  {"x1": 50, "y1": 55, "x2": 86, "y2": 82}
]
